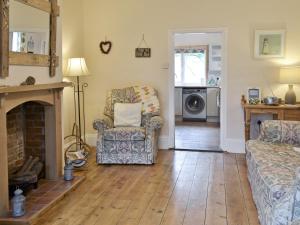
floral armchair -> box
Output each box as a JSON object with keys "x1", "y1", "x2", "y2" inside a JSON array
[{"x1": 93, "y1": 86, "x2": 163, "y2": 164}]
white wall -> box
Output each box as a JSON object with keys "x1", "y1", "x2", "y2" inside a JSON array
[
  {"x1": 61, "y1": 0, "x2": 300, "y2": 152},
  {"x1": 175, "y1": 33, "x2": 222, "y2": 47}
]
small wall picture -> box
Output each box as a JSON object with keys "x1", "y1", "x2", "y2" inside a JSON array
[
  {"x1": 135, "y1": 48, "x2": 151, "y2": 58},
  {"x1": 254, "y1": 30, "x2": 285, "y2": 58}
]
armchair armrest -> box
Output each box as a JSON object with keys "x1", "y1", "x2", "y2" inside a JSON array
[
  {"x1": 93, "y1": 115, "x2": 113, "y2": 133},
  {"x1": 145, "y1": 116, "x2": 163, "y2": 131}
]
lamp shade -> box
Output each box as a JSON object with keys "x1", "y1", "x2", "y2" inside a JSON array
[
  {"x1": 64, "y1": 58, "x2": 90, "y2": 77},
  {"x1": 279, "y1": 67, "x2": 300, "y2": 84}
]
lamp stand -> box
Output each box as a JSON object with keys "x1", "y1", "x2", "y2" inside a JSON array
[
  {"x1": 76, "y1": 76, "x2": 82, "y2": 146},
  {"x1": 285, "y1": 84, "x2": 296, "y2": 105},
  {"x1": 64, "y1": 76, "x2": 91, "y2": 168}
]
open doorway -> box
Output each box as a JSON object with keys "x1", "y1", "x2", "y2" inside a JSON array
[{"x1": 168, "y1": 29, "x2": 227, "y2": 152}]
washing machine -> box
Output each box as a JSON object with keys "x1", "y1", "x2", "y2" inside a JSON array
[{"x1": 182, "y1": 88, "x2": 207, "y2": 121}]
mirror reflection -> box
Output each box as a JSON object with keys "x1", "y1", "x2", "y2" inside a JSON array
[{"x1": 9, "y1": 0, "x2": 50, "y2": 55}]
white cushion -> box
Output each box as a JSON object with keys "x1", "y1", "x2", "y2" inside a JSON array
[{"x1": 114, "y1": 103, "x2": 142, "y2": 127}]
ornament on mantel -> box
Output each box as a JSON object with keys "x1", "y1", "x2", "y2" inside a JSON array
[{"x1": 20, "y1": 76, "x2": 36, "y2": 86}]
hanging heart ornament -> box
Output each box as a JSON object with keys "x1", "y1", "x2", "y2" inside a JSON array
[{"x1": 99, "y1": 41, "x2": 112, "y2": 54}]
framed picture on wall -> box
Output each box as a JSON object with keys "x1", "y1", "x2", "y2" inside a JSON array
[
  {"x1": 254, "y1": 30, "x2": 285, "y2": 58},
  {"x1": 135, "y1": 48, "x2": 151, "y2": 58}
]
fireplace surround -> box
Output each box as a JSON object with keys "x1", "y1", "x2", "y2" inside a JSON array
[{"x1": 0, "y1": 82, "x2": 71, "y2": 217}]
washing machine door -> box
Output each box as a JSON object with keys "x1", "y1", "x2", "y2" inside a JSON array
[{"x1": 185, "y1": 94, "x2": 205, "y2": 114}]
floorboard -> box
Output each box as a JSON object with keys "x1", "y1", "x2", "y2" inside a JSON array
[
  {"x1": 175, "y1": 122, "x2": 220, "y2": 151},
  {"x1": 35, "y1": 150, "x2": 260, "y2": 225}
]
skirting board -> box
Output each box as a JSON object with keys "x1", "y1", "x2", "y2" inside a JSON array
[
  {"x1": 84, "y1": 134, "x2": 245, "y2": 153},
  {"x1": 221, "y1": 138, "x2": 245, "y2": 153},
  {"x1": 85, "y1": 134, "x2": 170, "y2": 150}
]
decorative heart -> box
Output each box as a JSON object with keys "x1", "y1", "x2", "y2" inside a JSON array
[{"x1": 99, "y1": 41, "x2": 112, "y2": 54}]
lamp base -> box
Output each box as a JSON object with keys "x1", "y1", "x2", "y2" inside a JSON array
[{"x1": 285, "y1": 84, "x2": 296, "y2": 105}]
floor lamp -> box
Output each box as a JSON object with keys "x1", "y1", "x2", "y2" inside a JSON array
[{"x1": 64, "y1": 58, "x2": 90, "y2": 167}]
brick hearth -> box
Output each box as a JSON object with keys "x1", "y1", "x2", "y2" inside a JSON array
[{"x1": 0, "y1": 176, "x2": 84, "y2": 225}]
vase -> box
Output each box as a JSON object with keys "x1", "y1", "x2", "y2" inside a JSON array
[{"x1": 285, "y1": 84, "x2": 296, "y2": 105}]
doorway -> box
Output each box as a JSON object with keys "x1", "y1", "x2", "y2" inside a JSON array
[{"x1": 168, "y1": 29, "x2": 228, "y2": 151}]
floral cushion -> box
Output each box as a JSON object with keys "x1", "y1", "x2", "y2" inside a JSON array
[
  {"x1": 259, "y1": 120, "x2": 300, "y2": 145},
  {"x1": 103, "y1": 127, "x2": 145, "y2": 141},
  {"x1": 281, "y1": 121, "x2": 300, "y2": 145}
]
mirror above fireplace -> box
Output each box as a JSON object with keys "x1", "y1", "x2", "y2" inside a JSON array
[
  {"x1": 9, "y1": 0, "x2": 50, "y2": 55},
  {"x1": 0, "y1": 0, "x2": 60, "y2": 78}
]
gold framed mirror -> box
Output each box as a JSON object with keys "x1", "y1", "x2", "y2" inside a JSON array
[{"x1": 0, "y1": 0, "x2": 59, "y2": 78}]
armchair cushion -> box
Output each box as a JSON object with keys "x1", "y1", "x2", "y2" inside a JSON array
[
  {"x1": 104, "y1": 127, "x2": 145, "y2": 141},
  {"x1": 114, "y1": 103, "x2": 142, "y2": 127}
]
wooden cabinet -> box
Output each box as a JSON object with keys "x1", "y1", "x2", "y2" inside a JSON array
[
  {"x1": 207, "y1": 88, "x2": 220, "y2": 118},
  {"x1": 242, "y1": 104, "x2": 300, "y2": 141},
  {"x1": 175, "y1": 88, "x2": 183, "y2": 116}
]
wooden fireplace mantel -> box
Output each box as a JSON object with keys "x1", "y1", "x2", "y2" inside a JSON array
[
  {"x1": 0, "y1": 82, "x2": 72, "y2": 94},
  {"x1": 0, "y1": 82, "x2": 72, "y2": 217},
  {"x1": 0, "y1": 82, "x2": 72, "y2": 112}
]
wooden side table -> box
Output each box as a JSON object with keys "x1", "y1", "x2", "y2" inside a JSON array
[{"x1": 242, "y1": 104, "x2": 300, "y2": 141}]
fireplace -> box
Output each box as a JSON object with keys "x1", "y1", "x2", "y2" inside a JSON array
[
  {"x1": 7, "y1": 102, "x2": 46, "y2": 194},
  {"x1": 0, "y1": 83, "x2": 70, "y2": 217}
]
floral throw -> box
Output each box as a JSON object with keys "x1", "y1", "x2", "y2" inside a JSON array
[{"x1": 133, "y1": 85, "x2": 160, "y2": 116}]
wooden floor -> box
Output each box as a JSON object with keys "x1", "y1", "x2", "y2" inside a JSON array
[
  {"x1": 35, "y1": 150, "x2": 260, "y2": 225},
  {"x1": 175, "y1": 122, "x2": 220, "y2": 151}
]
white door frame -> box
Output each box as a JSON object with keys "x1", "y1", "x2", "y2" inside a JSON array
[{"x1": 168, "y1": 28, "x2": 228, "y2": 150}]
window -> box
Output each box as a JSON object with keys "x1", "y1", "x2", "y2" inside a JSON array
[{"x1": 175, "y1": 46, "x2": 208, "y2": 86}]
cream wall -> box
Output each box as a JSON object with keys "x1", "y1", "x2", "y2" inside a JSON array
[
  {"x1": 69, "y1": 0, "x2": 300, "y2": 152},
  {"x1": 61, "y1": 0, "x2": 84, "y2": 136}
]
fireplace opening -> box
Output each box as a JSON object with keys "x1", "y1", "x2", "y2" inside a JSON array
[{"x1": 7, "y1": 102, "x2": 46, "y2": 197}]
